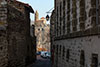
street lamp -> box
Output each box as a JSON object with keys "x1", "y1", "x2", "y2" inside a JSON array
[
  {"x1": 46, "y1": 14, "x2": 50, "y2": 21},
  {"x1": 46, "y1": 8, "x2": 54, "y2": 21}
]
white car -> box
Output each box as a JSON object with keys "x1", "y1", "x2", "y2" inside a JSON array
[
  {"x1": 41, "y1": 51, "x2": 47, "y2": 57},
  {"x1": 41, "y1": 51, "x2": 51, "y2": 58},
  {"x1": 46, "y1": 52, "x2": 51, "y2": 58}
]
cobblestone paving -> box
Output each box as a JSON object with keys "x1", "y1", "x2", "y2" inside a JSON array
[{"x1": 28, "y1": 55, "x2": 51, "y2": 67}]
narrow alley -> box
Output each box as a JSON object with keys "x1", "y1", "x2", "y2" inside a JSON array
[
  {"x1": 0, "y1": 0, "x2": 100, "y2": 67},
  {"x1": 28, "y1": 56, "x2": 51, "y2": 67}
]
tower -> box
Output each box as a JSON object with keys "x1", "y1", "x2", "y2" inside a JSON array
[
  {"x1": 35, "y1": 10, "x2": 39, "y2": 21},
  {"x1": 0, "y1": 0, "x2": 7, "y2": 5}
]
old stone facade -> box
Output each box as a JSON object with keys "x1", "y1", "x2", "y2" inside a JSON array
[
  {"x1": 50, "y1": 0, "x2": 100, "y2": 67},
  {"x1": 34, "y1": 11, "x2": 50, "y2": 52},
  {"x1": 0, "y1": 0, "x2": 36, "y2": 67}
]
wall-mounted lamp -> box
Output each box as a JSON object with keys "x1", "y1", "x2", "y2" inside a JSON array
[{"x1": 45, "y1": 7, "x2": 54, "y2": 21}]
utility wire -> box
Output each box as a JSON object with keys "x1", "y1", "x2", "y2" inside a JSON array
[{"x1": 46, "y1": 7, "x2": 54, "y2": 13}]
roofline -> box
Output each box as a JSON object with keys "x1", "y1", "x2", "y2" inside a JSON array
[
  {"x1": 15, "y1": 1, "x2": 34, "y2": 13},
  {"x1": 7, "y1": 0, "x2": 34, "y2": 13}
]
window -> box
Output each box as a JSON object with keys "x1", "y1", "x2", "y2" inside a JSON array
[
  {"x1": 63, "y1": 0, "x2": 66, "y2": 34},
  {"x1": 67, "y1": 0, "x2": 70, "y2": 33},
  {"x1": 38, "y1": 28, "x2": 40, "y2": 31},
  {"x1": 72, "y1": 0, "x2": 77, "y2": 32},
  {"x1": 59, "y1": 45, "x2": 62, "y2": 57},
  {"x1": 42, "y1": 28, "x2": 44, "y2": 31},
  {"x1": 66, "y1": 49, "x2": 70, "y2": 62},
  {"x1": 0, "y1": 46, "x2": 3, "y2": 50},
  {"x1": 56, "y1": 6, "x2": 59, "y2": 36},
  {"x1": 0, "y1": 33, "x2": 1, "y2": 36},
  {"x1": 80, "y1": 50, "x2": 85, "y2": 66},
  {"x1": 60, "y1": 2, "x2": 62, "y2": 35},
  {"x1": 62, "y1": 46, "x2": 65, "y2": 59},
  {"x1": 79, "y1": 0, "x2": 86, "y2": 30},
  {"x1": 56, "y1": 45, "x2": 58, "y2": 55}
]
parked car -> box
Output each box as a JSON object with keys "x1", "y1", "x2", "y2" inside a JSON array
[
  {"x1": 46, "y1": 52, "x2": 51, "y2": 58},
  {"x1": 41, "y1": 51, "x2": 51, "y2": 59},
  {"x1": 41, "y1": 51, "x2": 47, "y2": 57},
  {"x1": 36, "y1": 51, "x2": 41, "y2": 55}
]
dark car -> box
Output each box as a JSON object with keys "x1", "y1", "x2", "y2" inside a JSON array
[{"x1": 36, "y1": 51, "x2": 41, "y2": 55}]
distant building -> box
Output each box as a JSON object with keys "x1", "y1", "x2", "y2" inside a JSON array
[
  {"x1": 50, "y1": 0, "x2": 100, "y2": 67},
  {"x1": 34, "y1": 11, "x2": 50, "y2": 52}
]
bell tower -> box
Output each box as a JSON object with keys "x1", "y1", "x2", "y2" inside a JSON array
[{"x1": 35, "y1": 10, "x2": 39, "y2": 21}]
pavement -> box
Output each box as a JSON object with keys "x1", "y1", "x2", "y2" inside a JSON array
[{"x1": 28, "y1": 55, "x2": 51, "y2": 67}]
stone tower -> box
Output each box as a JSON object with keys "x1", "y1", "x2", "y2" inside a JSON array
[
  {"x1": 0, "y1": 0, "x2": 7, "y2": 4},
  {"x1": 35, "y1": 10, "x2": 39, "y2": 21}
]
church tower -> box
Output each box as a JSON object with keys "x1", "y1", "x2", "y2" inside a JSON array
[{"x1": 35, "y1": 10, "x2": 39, "y2": 21}]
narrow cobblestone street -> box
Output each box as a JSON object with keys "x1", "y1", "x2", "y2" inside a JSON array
[{"x1": 28, "y1": 55, "x2": 51, "y2": 67}]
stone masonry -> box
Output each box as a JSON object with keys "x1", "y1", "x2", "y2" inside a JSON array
[
  {"x1": 50, "y1": 0, "x2": 100, "y2": 67},
  {"x1": 0, "y1": 0, "x2": 36, "y2": 67},
  {"x1": 0, "y1": 1, "x2": 8, "y2": 67}
]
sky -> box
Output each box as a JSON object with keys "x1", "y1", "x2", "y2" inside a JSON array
[{"x1": 17, "y1": 0, "x2": 54, "y2": 22}]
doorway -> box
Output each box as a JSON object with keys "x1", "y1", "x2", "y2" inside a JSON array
[{"x1": 91, "y1": 54, "x2": 98, "y2": 67}]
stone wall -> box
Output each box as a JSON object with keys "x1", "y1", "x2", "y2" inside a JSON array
[
  {"x1": 26, "y1": 25, "x2": 36, "y2": 65},
  {"x1": 0, "y1": 30, "x2": 8, "y2": 67},
  {"x1": 54, "y1": 35, "x2": 100, "y2": 67},
  {"x1": 7, "y1": 5, "x2": 28, "y2": 67},
  {"x1": 0, "y1": 4, "x2": 8, "y2": 67},
  {"x1": 54, "y1": 0, "x2": 98, "y2": 38},
  {"x1": 0, "y1": 2, "x2": 36, "y2": 67},
  {"x1": 50, "y1": 10, "x2": 56, "y2": 66},
  {"x1": 51, "y1": 0, "x2": 100, "y2": 67}
]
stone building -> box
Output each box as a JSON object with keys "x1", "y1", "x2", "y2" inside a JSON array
[
  {"x1": 0, "y1": 0, "x2": 36, "y2": 67},
  {"x1": 34, "y1": 11, "x2": 50, "y2": 52},
  {"x1": 50, "y1": 0, "x2": 100, "y2": 67}
]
